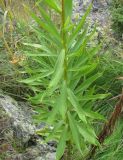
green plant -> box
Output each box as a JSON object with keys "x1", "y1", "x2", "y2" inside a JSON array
[
  {"x1": 110, "y1": 0, "x2": 123, "y2": 38},
  {"x1": 94, "y1": 118, "x2": 123, "y2": 160},
  {"x1": 20, "y1": 0, "x2": 109, "y2": 159},
  {"x1": 96, "y1": 52, "x2": 123, "y2": 95}
]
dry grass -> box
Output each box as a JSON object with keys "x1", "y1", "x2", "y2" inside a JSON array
[{"x1": 0, "y1": 0, "x2": 36, "y2": 22}]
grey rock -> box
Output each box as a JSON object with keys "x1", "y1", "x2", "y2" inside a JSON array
[
  {"x1": 73, "y1": 0, "x2": 110, "y2": 32},
  {"x1": 35, "y1": 157, "x2": 44, "y2": 160},
  {"x1": 12, "y1": 154, "x2": 24, "y2": 160},
  {"x1": 21, "y1": 144, "x2": 56, "y2": 160},
  {"x1": 0, "y1": 94, "x2": 36, "y2": 145},
  {"x1": 0, "y1": 93, "x2": 56, "y2": 160},
  {"x1": 45, "y1": 152, "x2": 56, "y2": 160}
]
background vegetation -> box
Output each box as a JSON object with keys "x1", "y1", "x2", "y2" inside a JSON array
[{"x1": 110, "y1": 0, "x2": 123, "y2": 38}]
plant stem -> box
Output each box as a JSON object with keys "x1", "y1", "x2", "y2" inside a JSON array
[
  {"x1": 63, "y1": 141, "x2": 72, "y2": 160},
  {"x1": 61, "y1": 1, "x2": 71, "y2": 159},
  {"x1": 61, "y1": 0, "x2": 67, "y2": 81}
]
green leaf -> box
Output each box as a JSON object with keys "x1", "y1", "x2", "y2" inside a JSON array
[
  {"x1": 47, "y1": 105, "x2": 58, "y2": 123},
  {"x1": 71, "y1": 26, "x2": 88, "y2": 52},
  {"x1": 23, "y1": 43, "x2": 56, "y2": 57},
  {"x1": 77, "y1": 123, "x2": 99, "y2": 145},
  {"x1": 36, "y1": 126, "x2": 50, "y2": 137},
  {"x1": 68, "y1": 4, "x2": 92, "y2": 48},
  {"x1": 32, "y1": 107, "x2": 49, "y2": 123},
  {"x1": 23, "y1": 43, "x2": 49, "y2": 50},
  {"x1": 46, "y1": 121, "x2": 64, "y2": 142},
  {"x1": 58, "y1": 81, "x2": 67, "y2": 119},
  {"x1": 56, "y1": 125, "x2": 67, "y2": 160},
  {"x1": 70, "y1": 26, "x2": 96, "y2": 57},
  {"x1": 78, "y1": 94, "x2": 111, "y2": 101},
  {"x1": 84, "y1": 110, "x2": 106, "y2": 121},
  {"x1": 44, "y1": 0, "x2": 61, "y2": 13},
  {"x1": 29, "y1": 10, "x2": 61, "y2": 43},
  {"x1": 68, "y1": 64, "x2": 96, "y2": 72},
  {"x1": 49, "y1": 50, "x2": 65, "y2": 88},
  {"x1": 24, "y1": 51, "x2": 56, "y2": 57},
  {"x1": 67, "y1": 88, "x2": 87, "y2": 123},
  {"x1": 64, "y1": 0, "x2": 72, "y2": 20},
  {"x1": 32, "y1": 57, "x2": 52, "y2": 69},
  {"x1": 38, "y1": 5, "x2": 60, "y2": 37},
  {"x1": 19, "y1": 74, "x2": 42, "y2": 84},
  {"x1": 29, "y1": 92, "x2": 45, "y2": 104},
  {"x1": 75, "y1": 73, "x2": 102, "y2": 94},
  {"x1": 19, "y1": 71, "x2": 53, "y2": 84},
  {"x1": 88, "y1": 45, "x2": 101, "y2": 59},
  {"x1": 68, "y1": 112, "x2": 83, "y2": 154},
  {"x1": 33, "y1": 27, "x2": 62, "y2": 48}
]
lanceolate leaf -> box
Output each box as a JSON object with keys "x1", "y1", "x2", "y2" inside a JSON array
[
  {"x1": 68, "y1": 112, "x2": 83, "y2": 154},
  {"x1": 64, "y1": 0, "x2": 72, "y2": 20},
  {"x1": 24, "y1": 52, "x2": 56, "y2": 57},
  {"x1": 44, "y1": 0, "x2": 61, "y2": 13},
  {"x1": 47, "y1": 104, "x2": 58, "y2": 123},
  {"x1": 75, "y1": 73, "x2": 102, "y2": 94},
  {"x1": 49, "y1": 50, "x2": 65, "y2": 88},
  {"x1": 19, "y1": 74, "x2": 43, "y2": 84},
  {"x1": 23, "y1": 43, "x2": 49, "y2": 51},
  {"x1": 68, "y1": 64, "x2": 96, "y2": 72},
  {"x1": 77, "y1": 123, "x2": 98, "y2": 145},
  {"x1": 19, "y1": 71, "x2": 53, "y2": 84},
  {"x1": 68, "y1": 4, "x2": 92, "y2": 48},
  {"x1": 84, "y1": 110, "x2": 106, "y2": 121},
  {"x1": 71, "y1": 26, "x2": 88, "y2": 52},
  {"x1": 78, "y1": 94, "x2": 111, "y2": 101},
  {"x1": 56, "y1": 125, "x2": 67, "y2": 160},
  {"x1": 38, "y1": 6, "x2": 59, "y2": 37},
  {"x1": 67, "y1": 88, "x2": 87, "y2": 123},
  {"x1": 33, "y1": 27, "x2": 62, "y2": 48},
  {"x1": 29, "y1": 11, "x2": 61, "y2": 42},
  {"x1": 88, "y1": 45, "x2": 101, "y2": 59},
  {"x1": 46, "y1": 121, "x2": 64, "y2": 142}
]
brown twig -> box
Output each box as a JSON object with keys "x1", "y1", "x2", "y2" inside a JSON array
[
  {"x1": 86, "y1": 92, "x2": 123, "y2": 160},
  {"x1": 108, "y1": 94, "x2": 122, "y2": 101}
]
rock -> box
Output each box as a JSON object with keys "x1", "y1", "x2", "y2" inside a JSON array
[
  {"x1": 73, "y1": 0, "x2": 110, "y2": 27},
  {"x1": 0, "y1": 94, "x2": 36, "y2": 145},
  {"x1": 45, "y1": 152, "x2": 56, "y2": 160},
  {"x1": 14, "y1": 143, "x2": 56, "y2": 160},
  {"x1": 0, "y1": 93, "x2": 56, "y2": 160}
]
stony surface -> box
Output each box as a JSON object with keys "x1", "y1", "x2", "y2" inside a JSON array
[
  {"x1": 0, "y1": 93, "x2": 56, "y2": 160},
  {"x1": 73, "y1": 0, "x2": 112, "y2": 52},
  {"x1": 0, "y1": 94, "x2": 36, "y2": 144},
  {"x1": 73, "y1": 0, "x2": 110, "y2": 28},
  {"x1": 21, "y1": 144, "x2": 56, "y2": 160}
]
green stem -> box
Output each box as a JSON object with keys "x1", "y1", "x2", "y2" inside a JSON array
[
  {"x1": 61, "y1": 0, "x2": 67, "y2": 81},
  {"x1": 61, "y1": 1, "x2": 72, "y2": 159}
]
